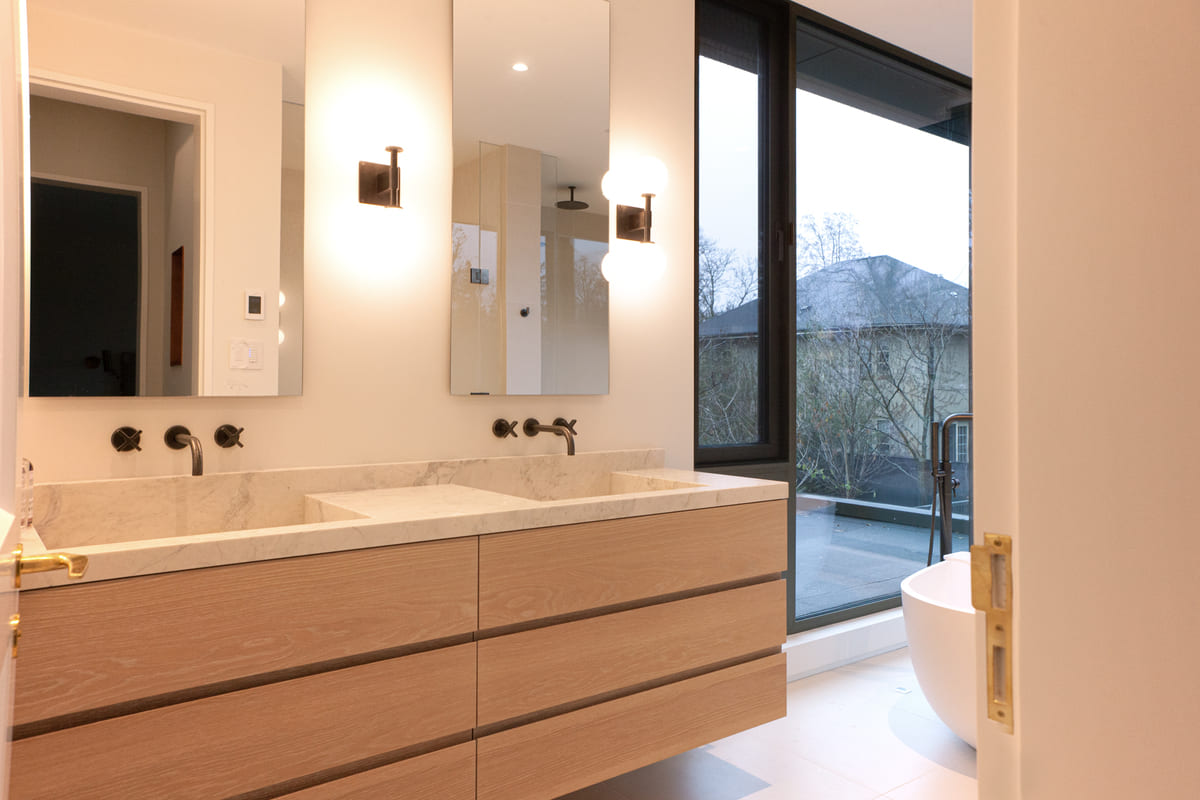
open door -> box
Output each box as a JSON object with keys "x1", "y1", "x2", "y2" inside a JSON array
[
  {"x1": 0, "y1": 512, "x2": 16, "y2": 793},
  {"x1": 1, "y1": 0, "x2": 27, "y2": 794}
]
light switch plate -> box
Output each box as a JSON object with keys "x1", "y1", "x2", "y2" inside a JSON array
[{"x1": 230, "y1": 339, "x2": 265, "y2": 370}]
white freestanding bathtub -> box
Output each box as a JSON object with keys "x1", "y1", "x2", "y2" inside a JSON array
[{"x1": 900, "y1": 551, "x2": 979, "y2": 747}]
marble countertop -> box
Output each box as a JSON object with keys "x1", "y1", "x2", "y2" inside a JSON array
[{"x1": 20, "y1": 450, "x2": 787, "y2": 589}]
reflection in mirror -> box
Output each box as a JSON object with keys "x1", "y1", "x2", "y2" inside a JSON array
[
  {"x1": 25, "y1": 0, "x2": 304, "y2": 397},
  {"x1": 450, "y1": 0, "x2": 610, "y2": 396}
]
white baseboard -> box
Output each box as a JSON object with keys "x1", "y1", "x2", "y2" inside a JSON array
[{"x1": 784, "y1": 608, "x2": 908, "y2": 681}]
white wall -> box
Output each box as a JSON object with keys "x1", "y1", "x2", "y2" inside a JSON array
[
  {"x1": 2, "y1": 0, "x2": 22, "y2": 509},
  {"x1": 974, "y1": 0, "x2": 1200, "y2": 797},
  {"x1": 16, "y1": 0, "x2": 695, "y2": 482},
  {"x1": 163, "y1": 121, "x2": 199, "y2": 397}
]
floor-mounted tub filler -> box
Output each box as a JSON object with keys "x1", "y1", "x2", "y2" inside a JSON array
[{"x1": 900, "y1": 551, "x2": 978, "y2": 747}]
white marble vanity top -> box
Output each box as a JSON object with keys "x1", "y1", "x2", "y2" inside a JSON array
[{"x1": 20, "y1": 450, "x2": 787, "y2": 589}]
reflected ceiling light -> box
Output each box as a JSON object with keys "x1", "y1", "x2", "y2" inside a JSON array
[
  {"x1": 278, "y1": 329, "x2": 286, "y2": 345},
  {"x1": 278, "y1": 290, "x2": 286, "y2": 308},
  {"x1": 512, "y1": 62, "x2": 529, "y2": 72},
  {"x1": 358, "y1": 145, "x2": 403, "y2": 208}
]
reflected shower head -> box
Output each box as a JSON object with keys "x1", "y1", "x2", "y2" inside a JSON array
[{"x1": 555, "y1": 185, "x2": 589, "y2": 211}]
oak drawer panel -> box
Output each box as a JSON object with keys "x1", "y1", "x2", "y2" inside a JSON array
[
  {"x1": 15, "y1": 537, "x2": 477, "y2": 726},
  {"x1": 476, "y1": 653, "x2": 786, "y2": 800},
  {"x1": 478, "y1": 580, "x2": 784, "y2": 725},
  {"x1": 277, "y1": 741, "x2": 475, "y2": 800},
  {"x1": 10, "y1": 643, "x2": 476, "y2": 800},
  {"x1": 479, "y1": 501, "x2": 786, "y2": 627}
]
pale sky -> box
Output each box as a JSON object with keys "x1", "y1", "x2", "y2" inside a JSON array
[{"x1": 698, "y1": 57, "x2": 971, "y2": 289}]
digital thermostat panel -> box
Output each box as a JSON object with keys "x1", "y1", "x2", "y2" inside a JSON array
[{"x1": 244, "y1": 290, "x2": 265, "y2": 320}]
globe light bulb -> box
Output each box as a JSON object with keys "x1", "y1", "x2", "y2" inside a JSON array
[
  {"x1": 600, "y1": 169, "x2": 625, "y2": 202},
  {"x1": 601, "y1": 241, "x2": 666, "y2": 283},
  {"x1": 600, "y1": 251, "x2": 628, "y2": 283},
  {"x1": 601, "y1": 156, "x2": 668, "y2": 203}
]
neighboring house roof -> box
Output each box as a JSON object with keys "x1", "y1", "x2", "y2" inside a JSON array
[{"x1": 699, "y1": 255, "x2": 969, "y2": 338}]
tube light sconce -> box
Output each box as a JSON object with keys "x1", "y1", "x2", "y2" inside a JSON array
[
  {"x1": 358, "y1": 145, "x2": 404, "y2": 208},
  {"x1": 600, "y1": 156, "x2": 668, "y2": 282}
]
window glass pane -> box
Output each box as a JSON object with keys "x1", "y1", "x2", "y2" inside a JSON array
[
  {"x1": 697, "y1": 7, "x2": 765, "y2": 449},
  {"x1": 792, "y1": 21, "x2": 971, "y2": 622}
]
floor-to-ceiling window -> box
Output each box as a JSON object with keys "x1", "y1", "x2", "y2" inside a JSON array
[{"x1": 697, "y1": 0, "x2": 971, "y2": 631}]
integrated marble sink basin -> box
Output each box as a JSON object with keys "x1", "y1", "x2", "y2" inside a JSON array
[
  {"x1": 31, "y1": 473, "x2": 370, "y2": 550},
  {"x1": 454, "y1": 471, "x2": 704, "y2": 502},
  {"x1": 20, "y1": 450, "x2": 789, "y2": 588}
]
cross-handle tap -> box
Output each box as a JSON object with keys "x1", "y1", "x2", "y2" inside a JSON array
[
  {"x1": 492, "y1": 419, "x2": 519, "y2": 439},
  {"x1": 214, "y1": 424, "x2": 245, "y2": 448},
  {"x1": 523, "y1": 417, "x2": 576, "y2": 456},
  {"x1": 164, "y1": 425, "x2": 204, "y2": 476}
]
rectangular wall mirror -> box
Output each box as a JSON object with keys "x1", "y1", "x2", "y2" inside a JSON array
[
  {"x1": 450, "y1": 0, "x2": 610, "y2": 396},
  {"x1": 24, "y1": 0, "x2": 304, "y2": 397}
]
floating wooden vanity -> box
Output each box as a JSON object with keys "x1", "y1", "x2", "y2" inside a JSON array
[{"x1": 11, "y1": 497, "x2": 787, "y2": 800}]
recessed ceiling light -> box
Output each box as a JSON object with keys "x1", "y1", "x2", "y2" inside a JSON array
[{"x1": 512, "y1": 62, "x2": 529, "y2": 72}]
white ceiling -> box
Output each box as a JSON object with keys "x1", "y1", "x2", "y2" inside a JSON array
[
  {"x1": 30, "y1": 0, "x2": 306, "y2": 103},
  {"x1": 453, "y1": 0, "x2": 610, "y2": 213},
  {"x1": 801, "y1": 0, "x2": 972, "y2": 77}
]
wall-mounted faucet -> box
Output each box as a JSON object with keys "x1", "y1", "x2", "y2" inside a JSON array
[
  {"x1": 165, "y1": 425, "x2": 204, "y2": 476},
  {"x1": 523, "y1": 417, "x2": 577, "y2": 456}
]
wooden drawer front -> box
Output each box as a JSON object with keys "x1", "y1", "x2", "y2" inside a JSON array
[
  {"x1": 15, "y1": 537, "x2": 477, "y2": 726},
  {"x1": 479, "y1": 501, "x2": 785, "y2": 627},
  {"x1": 478, "y1": 580, "x2": 784, "y2": 726},
  {"x1": 277, "y1": 741, "x2": 476, "y2": 800},
  {"x1": 477, "y1": 653, "x2": 785, "y2": 800},
  {"x1": 10, "y1": 643, "x2": 476, "y2": 800}
]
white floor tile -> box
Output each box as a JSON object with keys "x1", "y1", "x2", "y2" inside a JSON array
[
  {"x1": 557, "y1": 647, "x2": 976, "y2": 800},
  {"x1": 782, "y1": 649, "x2": 975, "y2": 794},
  {"x1": 884, "y1": 767, "x2": 979, "y2": 800}
]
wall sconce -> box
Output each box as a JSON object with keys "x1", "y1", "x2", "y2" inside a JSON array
[
  {"x1": 601, "y1": 156, "x2": 667, "y2": 282},
  {"x1": 358, "y1": 145, "x2": 404, "y2": 208}
]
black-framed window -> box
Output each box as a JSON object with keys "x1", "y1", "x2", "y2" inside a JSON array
[
  {"x1": 695, "y1": 0, "x2": 792, "y2": 467},
  {"x1": 696, "y1": 0, "x2": 972, "y2": 632}
]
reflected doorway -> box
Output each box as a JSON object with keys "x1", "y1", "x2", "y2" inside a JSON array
[{"x1": 29, "y1": 180, "x2": 141, "y2": 396}]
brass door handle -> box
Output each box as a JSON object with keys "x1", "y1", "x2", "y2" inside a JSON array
[{"x1": 13, "y1": 543, "x2": 89, "y2": 588}]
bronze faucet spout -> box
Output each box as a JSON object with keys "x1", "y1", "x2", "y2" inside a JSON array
[
  {"x1": 164, "y1": 425, "x2": 204, "y2": 475},
  {"x1": 523, "y1": 418, "x2": 576, "y2": 456}
]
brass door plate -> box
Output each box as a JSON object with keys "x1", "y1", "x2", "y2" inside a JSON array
[{"x1": 971, "y1": 533, "x2": 1014, "y2": 733}]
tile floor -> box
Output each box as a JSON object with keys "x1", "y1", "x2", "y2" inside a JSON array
[{"x1": 560, "y1": 648, "x2": 976, "y2": 800}]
